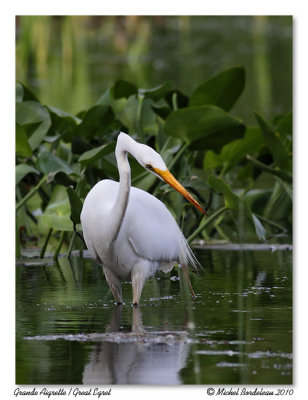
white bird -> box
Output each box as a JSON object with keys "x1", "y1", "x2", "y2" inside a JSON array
[{"x1": 81, "y1": 132, "x2": 207, "y2": 305}]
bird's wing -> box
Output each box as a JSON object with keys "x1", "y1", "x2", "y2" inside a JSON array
[{"x1": 118, "y1": 186, "x2": 190, "y2": 264}]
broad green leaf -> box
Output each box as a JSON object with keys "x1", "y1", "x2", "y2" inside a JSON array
[
  {"x1": 203, "y1": 150, "x2": 222, "y2": 171},
  {"x1": 67, "y1": 187, "x2": 83, "y2": 224},
  {"x1": 190, "y1": 66, "x2": 245, "y2": 111},
  {"x1": 139, "y1": 82, "x2": 172, "y2": 101},
  {"x1": 96, "y1": 87, "x2": 112, "y2": 106},
  {"x1": 222, "y1": 127, "x2": 265, "y2": 171},
  {"x1": 208, "y1": 175, "x2": 238, "y2": 210},
  {"x1": 47, "y1": 171, "x2": 77, "y2": 187},
  {"x1": 237, "y1": 163, "x2": 254, "y2": 184},
  {"x1": 254, "y1": 112, "x2": 290, "y2": 170},
  {"x1": 47, "y1": 106, "x2": 81, "y2": 142},
  {"x1": 47, "y1": 105, "x2": 81, "y2": 124},
  {"x1": 16, "y1": 123, "x2": 32, "y2": 158},
  {"x1": 96, "y1": 86, "x2": 128, "y2": 116},
  {"x1": 203, "y1": 126, "x2": 265, "y2": 172},
  {"x1": 164, "y1": 105, "x2": 245, "y2": 152},
  {"x1": 139, "y1": 98, "x2": 159, "y2": 136},
  {"x1": 78, "y1": 142, "x2": 116, "y2": 166},
  {"x1": 116, "y1": 95, "x2": 139, "y2": 132},
  {"x1": 47, "y1": 185, "x2": 69, "y2": 207},
  {"x1": 16, "y1": 101, "x2": 51, "y2": 150},
  {"x1": 40, "y1": 213, "x2": 74, "y2": 231},
  {"x1": 40, "y1": 187, "x2": 74, "y2": 231},
  {"x1": 16, "y1": 82, "x2": 39, "y2": 102},
  {"x1": 75, "y1": 105, "x2": 117, "y2": 139},
  {"x1": 113, "y1": 80, "x2": 138, "y2": 99},
  {"x1": 37, "y1": 151, "x2": 74, "y2": 175},
  {"x1": 116, "y1": 95, "x2": 158, "y2": 136},
  {"x1": 16, "y1": 164, "x2": 40, "y2": 185}
]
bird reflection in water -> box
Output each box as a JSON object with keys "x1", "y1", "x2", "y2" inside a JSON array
[{"x1": 83, "y1": 305, "x2": 189, "y2": 385}]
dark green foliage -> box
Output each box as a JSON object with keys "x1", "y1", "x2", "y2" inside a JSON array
[
  {"x1": 15, "y1": 67, "x2": 292, "y2": 257},
  {"x1": 67, "y1": 187, "x2": 83, "y2": 225},
  {"x1": 113, "y1": 80, "x2": 138, "y2": 99},
  {"x1": 189, "y1": 66, "x2": 245, "y2": 111},
  {"x1": 164, "y1": 105, "x2": 245, "y2": 151}
]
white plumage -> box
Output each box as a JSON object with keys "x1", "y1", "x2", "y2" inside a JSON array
[{"x1": 81, "y1": 132, "x2": 206, "y2": 305}]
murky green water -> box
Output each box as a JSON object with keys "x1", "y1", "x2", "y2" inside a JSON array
[{"x1": 16, "y1": 248, "x2": 292, "y2": 385}]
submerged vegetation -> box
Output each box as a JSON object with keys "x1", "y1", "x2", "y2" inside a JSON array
[{"x1": 15, "y1": 66, "x2": 292, "y2": 258}]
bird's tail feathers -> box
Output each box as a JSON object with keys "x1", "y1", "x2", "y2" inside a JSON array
[{"x1": 180, "y1": 236, "x2": 203, "y2": 271}]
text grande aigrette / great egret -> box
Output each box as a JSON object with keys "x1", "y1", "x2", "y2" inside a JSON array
[{"x1": 81, "y1": 132, "x2": 207, "y2": 305}]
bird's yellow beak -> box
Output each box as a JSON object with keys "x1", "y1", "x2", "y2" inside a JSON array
[{"x1": 154, "y1": 168, "x2": 207, "y2": 216}]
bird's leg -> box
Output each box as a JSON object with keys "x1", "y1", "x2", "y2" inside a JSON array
[
  {"x1": 106, "y1": 305, "x2": 123, "y2": 332},
  {"x1": 131, "y1": 262, "x2": 149, "y2": 306},
  {"x1": 132, "y1": 307, "x2": 145, "y2": 334},
  {"x1": 181, "y1": 263, "x2": 196, "y2": 298},
  {"x1": 103, "y1": 267, "x2": 123, "y2": 304}
]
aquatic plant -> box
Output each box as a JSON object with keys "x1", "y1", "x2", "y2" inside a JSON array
[{"x1": 16, "y1": 66, "x2": 292, "y2": 258}]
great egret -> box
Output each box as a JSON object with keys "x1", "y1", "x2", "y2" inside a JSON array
[{"x1": 81, "y1": 132, "x2": 206, "y2": 305}]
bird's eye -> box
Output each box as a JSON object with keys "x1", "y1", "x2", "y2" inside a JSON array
[{"x1": 146, "y1": 164, "x2": 154, "y2": 171}]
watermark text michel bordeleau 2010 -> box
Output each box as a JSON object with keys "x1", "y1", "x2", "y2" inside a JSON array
[{"x1": 206, "y1": 387, "x2": 294, "y2": 396}]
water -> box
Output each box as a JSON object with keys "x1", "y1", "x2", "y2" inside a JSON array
[{"x1": 16, "y1": 248, "x2": 292, "y2": 385}]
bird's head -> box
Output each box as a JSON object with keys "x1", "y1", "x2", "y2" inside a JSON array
[
  {"x1": 134, "y1": 143, "x2": 167, "y2": 177},
  {"x1": 133, "y1": 139, "x2": 207, "y2": 216}
]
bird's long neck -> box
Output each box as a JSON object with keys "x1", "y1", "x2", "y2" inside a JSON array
[{"x1": 108, "y1": 134, "x2": 136, "y2": 245}]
